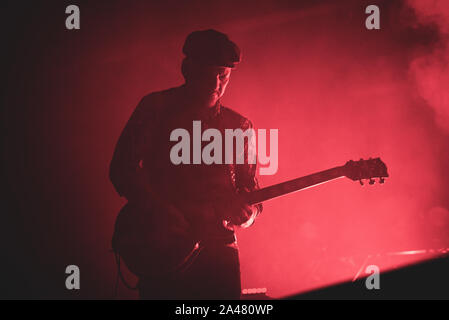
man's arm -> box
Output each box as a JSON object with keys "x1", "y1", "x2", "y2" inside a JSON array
[
  {"x1": 109, "y1": 97, "x2": 152, "y2": 203},
  {"x1": 231, "y1": 119, "x2": 263, "y2": 228},
  {"x1": 109, "y1": 95, "x2": 190, "y2": 234}
]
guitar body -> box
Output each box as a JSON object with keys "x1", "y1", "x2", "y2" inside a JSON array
[{"x1": 112, "y1": 203, "x2": 198, "y2": 277}]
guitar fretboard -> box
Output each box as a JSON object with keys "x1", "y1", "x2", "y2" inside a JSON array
[{"x1": 246, "y1": 166, "x2": 345, "y2": 205}]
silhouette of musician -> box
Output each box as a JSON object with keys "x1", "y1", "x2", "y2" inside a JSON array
[{"x1": 110, "y1": 29, "x2": 262, "y2": 299}]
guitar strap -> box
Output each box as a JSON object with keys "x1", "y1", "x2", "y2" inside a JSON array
[{"x1": 113, "y1": 251, "x2": 138, "y2": 298}]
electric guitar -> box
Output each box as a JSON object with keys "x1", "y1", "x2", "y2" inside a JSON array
[{"x1": 112, "y1": 157, "x2": 389, "y2": 277}]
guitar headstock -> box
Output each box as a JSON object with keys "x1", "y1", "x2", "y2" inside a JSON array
[{"x1": 343, "y1": 157, "x2": 389, "y2": 185}]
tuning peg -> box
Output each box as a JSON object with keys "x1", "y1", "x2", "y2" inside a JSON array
[
  {"x1": 369, "y1": 178, "x2": 375, "y2": 185},
  {"x1": 359, "y1": 179, "x2": 364, "y2": 186},
  {"x1": 379, "y1": 177, "x2": 385, "y2": 184}
]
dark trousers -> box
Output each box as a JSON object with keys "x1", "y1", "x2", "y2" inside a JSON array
[{"x1": 138, "y1": 243, "x2": 241, "y2": 299}]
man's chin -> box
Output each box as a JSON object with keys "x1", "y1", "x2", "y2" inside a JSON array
[
  {"x1": 204, "y1": 95, "x2": 219, "y2": 108},
  {"x1": 189, "y1": 91, "x2": 220, "y2": 107}
]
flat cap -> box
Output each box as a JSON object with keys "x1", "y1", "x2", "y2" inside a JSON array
[{"x1": 182, "y1": 29, "x2": 241, "y2": 68}]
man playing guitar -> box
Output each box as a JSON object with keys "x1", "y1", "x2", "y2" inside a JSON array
[{"x1": 110, "y1": 29, "x2": 262, "y2": 299}]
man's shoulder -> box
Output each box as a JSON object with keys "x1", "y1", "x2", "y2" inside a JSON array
[
  {"x1": 139, "y1": 86, "x2": 181, "y2": 109},
  {"x1": 220, "y1": 105, "x2": 254, "y2": 129}
]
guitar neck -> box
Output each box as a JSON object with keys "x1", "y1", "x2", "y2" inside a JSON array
[{"x1": 246, "y1": 166, "x2": 345, "y2": 205}]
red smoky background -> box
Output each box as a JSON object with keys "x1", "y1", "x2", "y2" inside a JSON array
[{"x1": 2, "y1": 0, "x2": 449, "y2": 298}]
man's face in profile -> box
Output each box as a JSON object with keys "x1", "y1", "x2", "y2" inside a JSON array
[{"x1": 188, "y1": 65, "x2": 232, "y2": 107}]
